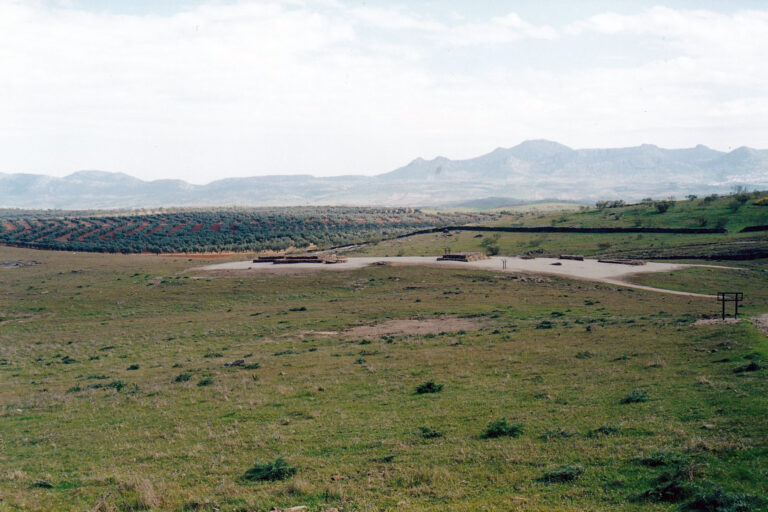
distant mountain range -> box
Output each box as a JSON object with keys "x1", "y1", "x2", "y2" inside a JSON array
[{"x1": 2, "y1": 140, "x2": 767, "y2": 209}]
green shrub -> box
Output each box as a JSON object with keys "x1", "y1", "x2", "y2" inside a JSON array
[
  {"x1": 197, "y1": 376, "x2": 213, "y2": 387},
  {"x1": 174, "y1": 373, "x2": 191, "y2": 383},
  {"x1": 415, "y1": 381, "x2": 443, "y2": 394},
  {"x1": 734, "y1": 361, "x2": 761, "y2": 373},
  {"x1": 126, "y1": 364, "x2": 139, "y2": 370},
  {"x1": 620, "y1": 389, "x2": 649, "y2": 404},
  {"x1": 244, "y1": 363, "x2": 261, "y2": 370},
  {"x1": 536, "y1": 320, "x2": 554, "y2": 329},
  {"x1": 242, "y1": 458, "x2": 297, "y2": 482},
  {"x1": 588, "y1": 425, "x2": 619, "y2": 437},
  {"x1": 107, "y1": 380, "x2": 125, "y2": 391},
  {"x1": 636, "y1": 451, "x2": 685, "y2": 467},
  {"x1": 681, "y1": 486, "x2": 765, "y2": 511},
  {"x1": 482, "y1": 418, "x2": 523, "y2": 438},
  {"x1": 418, "y1": 426, "x2": 444, "y2": 439},
  {"x1": 633, "y1": 463, "x2": 699, "y2": 503},
  {"x1": 539, "y1": 464, "x2": 585, "y2": 483}
]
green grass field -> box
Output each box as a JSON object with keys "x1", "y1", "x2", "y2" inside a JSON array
[{"x1": 1, "y1": 245, "x2": 766, "y2": 511}]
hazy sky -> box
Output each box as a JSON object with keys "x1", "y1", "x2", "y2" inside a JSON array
[{"x1": 1, "y1": 0, "x2": 767, "y2": 183}]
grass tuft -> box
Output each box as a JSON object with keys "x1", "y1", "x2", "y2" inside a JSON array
[
  {"x1": 242, "y1": 458, "x2": 297, "y2": 482},
  {"x1": 539, "y1": 464, "x2": 585, "y2": 483},
  {"x1": 482, "y1": 418, "x2": 523, "y2": 439},
  {"x1": 415, "y1": 381, "x2": 443, "y2": 394}
]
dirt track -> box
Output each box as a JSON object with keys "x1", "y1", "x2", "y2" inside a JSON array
[{"x1": 196, "y1": 256, "x2": 721, "y2": 297}]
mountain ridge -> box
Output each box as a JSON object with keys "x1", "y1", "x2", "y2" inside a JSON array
[{"x1": 2, "y1": 140, "x2": 767, "y2": 209}]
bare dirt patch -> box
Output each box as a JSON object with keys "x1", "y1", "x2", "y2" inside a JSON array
[
  {"x1": 344, "y1": 316, "x2": 486, "y2": 339},
  {"x1": 692, "y1": 318, "x2": 741, "y2": 326},
  {"x1": 751, "y1": 314, "x2": 768, "y2": 336}
]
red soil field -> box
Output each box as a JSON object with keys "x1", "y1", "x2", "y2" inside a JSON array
[
  {"x1": 126, "y1": 221, "x2": 151, "y2": 236},
  {"x1": 2, "y1": 221, "x2": 17, "y2": 233},
  {"x1": 190, "y1": 222, "x2": 204, "y2": 233},
  {"x1": 210, "y1": 222, "x2": 222, "y2": 232},
  {"x1": 146, "y1": 223, "x2": 168, "y2": 235},
  {"x1": 167, "y1": 223, "x2": 187, "y2": 235},
  {"x1": 79, "y1": 223, "x2": 110, "y2": 242}
]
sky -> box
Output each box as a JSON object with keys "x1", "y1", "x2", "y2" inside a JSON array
[{"x1": 1, "y1": 0, "x2": 767, "y2": 184}]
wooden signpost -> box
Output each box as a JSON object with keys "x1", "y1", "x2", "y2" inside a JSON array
[{"x1": 717, "y1": 292, "x2": 744, "y2": 320}]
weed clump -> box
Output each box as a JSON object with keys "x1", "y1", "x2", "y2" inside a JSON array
[
  {"x1": 126, "y1": 364, "x2": 139, "y2": 370},
  {"x1": 734, "y1": 361, "x2": 761, "y2": 373},
  {"x1": 418, "y1": 426, "x2": 444, "y2": 439},
  {"x1": 575, "y1": 351, "x2": 595, "y2": 359},
  {"x1": 539, "y1": 464, "x2": 585, "y2": 483},
  {"x1": 242, "y1": 458, "x2": 297, "y2": 482},
  {"x1": 541, "y1": 428, "x2": 574, "y2": 440},
  {"x1": 681, "y1": 486, "x2": 765, "y2": 511},
  {"x1": 482, "y1": 418, "x2": 523, "y2": 439},
  {"x1": 588, "y1": 425, "x2": 619, "y2": 437},
  {"x1": 636, "y1": 451, "x2": 685, "y2": 467},
  {"x1": 415, "y1": 381, "x2": 443, "y2": 394},
  {"x1": 244, "y1": 363, "x2": 261, "y2": 370},
  {"x1": 197, "y1": 376, "x2": 213, "y2": 387},
  {"x1": 620, "y1": 389, "x2": 650, "y2": 404},
  {"x1": 536, "y1": 320, "x2": 554, "y2": 329},
  {"x1": 174, "y1": 373, "x2": 191, "y2": 383},
  {"x1": 633, "y1": 462, "x2": 700, "y2": 504}
]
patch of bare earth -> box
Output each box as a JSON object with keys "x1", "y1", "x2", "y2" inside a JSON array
[
  {"x1": 693, "y1": 318, "x2": 741, "y2": 326},
  {"x1": 344, "y1": 316, "x2": 486, "y2": 339},
  {"x1": 750, "y1": 314, "x2": 768, "y2": 336}
]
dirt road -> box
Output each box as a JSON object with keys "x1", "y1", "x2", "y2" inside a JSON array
[{"x1": 197, "y1": 256, "x2": 718, "y2": 297}]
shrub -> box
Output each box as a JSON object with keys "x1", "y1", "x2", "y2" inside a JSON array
[
  {"x1": 636, "y1": 451, "x2": 686, "y2": 467},
  {"x1": 728, "y1": 199, "x2": 743, "y2": 212},
  {"x1": 174, "y1": 373, "x2": 191, "y2": 383},
  {"x1": 539, "y1": 464, "x2": 585, "y2": 483},
  {"x1": 203, "y1": 352, "x2": 223, "y2": 358},
  {"x1": 242, "y1": 458, "x2": 297, "y2": 482},
  {"x1": 681, "y1": 486, "x2": 765, "y2": 511},
  {"x1": 244, "y1": 363, "x2": 261, "y2": 370},
  {"x1": 536, "y1": 320, "x2": 554, "y2": 329},
  {"x1": 541, "y1": 428, "x2": 574, "y2": 440},
  {"x1": 415, "y1": 381, "x2": 443, "y2": 394},
  {"x1": 289, "y1": 306, "x2": 307, "y2": 312},
  {"x1": 575, "y1": 351, "x2": 595, "y2": 359},
  {"x1": 197, "y1": 376, "x2": 213, "y2": 387},
  {"x1": 734, "y1": 361, "x2": 761, "y2": 373},
  {"x1": 654, "y1": 200, "x2": 674, "y2": 213},
  {"x1": 482, "y1": 418, "x2": 523, "y2": 439},
  {"x1": 107, "y1": 380, "x2": 125, "y2": 391},
  {"x1": 620, "y1": 389, "x2": 649, "y2": 404},
  {"x1": 418, "y1": 426, "x2": 444, "y2": 439},
  {"x1": 126, "y1": 364, "x2": 140, "y2": 370},
  {"x1": 588, "y1": 425, "x2": 619, "y2": 437},
  {"x1": 634, "y1": 463, "x2": 699, "y2": 503}
]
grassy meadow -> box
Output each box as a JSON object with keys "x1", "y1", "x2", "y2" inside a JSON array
[{"x1": 1, "y1": 245, "x2": 767, "y2": 511}]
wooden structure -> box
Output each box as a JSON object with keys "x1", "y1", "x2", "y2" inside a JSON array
[
  {"x1": 437, "y1": 252, "x2": 489, "y2": 262},
  {"x1": 254, "y1": 253, "x2": 345, "y2": 265},
  {"x1": 597, "y1": 258, "x2": 646, "y2": 266},
  {"x1": 717, "y1": 292, "x2": 744, "y2": 320}
]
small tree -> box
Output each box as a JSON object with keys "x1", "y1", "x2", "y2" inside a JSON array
[{"x1": 654, "y1": 200, "x2": 674, "y2": 214}]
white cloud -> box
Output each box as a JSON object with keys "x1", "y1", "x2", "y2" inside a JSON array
[{"x1": 0, "y1": 2, "x2": 766, "y2": 183}]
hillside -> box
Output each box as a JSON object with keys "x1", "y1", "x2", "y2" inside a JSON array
[
  {"x1": 2, "y1": 140, "x2": 768, "y2": 208},
  {"x1": 0, "y1": 207, "x2": 491, "y2": 254}
]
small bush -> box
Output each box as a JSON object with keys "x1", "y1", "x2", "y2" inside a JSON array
[
  {"x1": 126, "y1": 364, "x2": 140, "y2": 370},
  {"x1": 242, "y1": 458, "x2": 297, "y2": 482},
  {"x1": 197, "y1": 376, "x2": 213, "y2": 387},
  {"x1": 634, "y1": 463, "x2": 699, "y2": 503},
  {"x1": 289, "y1": 306, "x2": 307, "y2": 312},
  {"x1": 539, "y1": 464, "x2": 585, "y2": 483},
  {"x1": 107, "y1": 380, "x2": 125, "y2": 391},
  {"x1": 636, "y1": 451, "x2": 685, "y2": 467},
  {"x1": 620, "y1": 389, "x2": 649, "y2": 404},
  {"x1": 734, "y1": 361, "x2": 761, "y2": 373},
  {"x1": 536, "y1": 320, "x2": 554, "y2": 329},
  {"x1": 681, "y1": 486, "x2": 765, "y2": 511},
  {"x1": 415, "y1": 381, "x2": 443, "y2": 394},
  {"x1": 588, "y1": 425, "x2": 619, "y2": 437},
  {"x1": 541, "y1": 428, "x2": 574, "y2": 440},
  {"x1": 174, "y1": 373, "x2": 191, "y2": 383},
  {"x1": 418, "y1": 426, "x2": 444, "y2": 439},
  {"x1": 244, "y1": 363, "x2": 261, "y2": 370},
  {"x1": 482, "y1": 418, "x2": 523, "y2": 439}
]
